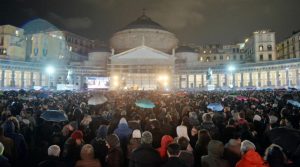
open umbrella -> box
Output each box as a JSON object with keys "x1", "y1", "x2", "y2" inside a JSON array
[
  {"x1": 207, "y1": 103, "x2": 224, "y2": 112},
  {"x1": 88, "y1": 95, "x2": 108, "y2": 105},
  {"x1": 135, "y1": 99, "x2": 155, "y2": 109},
  {"x1": 287, "y1": 100, "x2": 300, "y2": 108},
  {"x1": 40, "y1": 110, "x2": 68, "y2": 122},
  {"x1": 249, "y1": 97, "x2": 260, "y2": 102},
  {"x1": 236, "y1": 96, "x2": 248, "y2": 101}
]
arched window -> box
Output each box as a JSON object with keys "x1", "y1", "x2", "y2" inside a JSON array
[
  {"x1": 267, "y1": 45, "x2": 272, "y2": 51},
  {"x1": 259, "y1": 45, "x2": 263, "y2": 51}
]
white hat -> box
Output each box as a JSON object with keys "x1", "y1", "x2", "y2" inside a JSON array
[
  {"x1": 269, "y1": 115, "x2": 278, "y2": 124},
  {"x1": 48, "y1": 145, "x2": 61, "y2": 157},
  {"x1": 0, "y1": 142, "x2": 4, "y2": 155},
  {"x1": 253, "y1": 115, "x2": 262, "y2": 122},
  {"x1": 132, "y1": 129, "x2": 142, "y2": 139}
]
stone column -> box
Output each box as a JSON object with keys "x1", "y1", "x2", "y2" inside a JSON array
[
  {"x1": 296, "y1": 69, "x2": 299, "y2": 86},
  {"x1": 267, "y1": 71, "x2": 271, "y2": 86},
  {"x1": 249, "y1": 72, "x2": 253, "y2": 86},
  {"x1": 201, "y1": 74, "x2": 204, "y2": 88},
  {"x1": 240, "y1": 73, "x2": 244, "y2": 87},
  {"x1": 258, "y1": 72, "x2": 261, "y2": 87},
  {"x1": 40, "y1": 72, "x2": 43, "y2": 87},
  {"x1": 276, "y1": 71, "x2": 280, "y2": 87},
  {"x1": 179, "y1": 75, "x2": 182, "y2": 89},
  {"x1": 217, "y1": 74, "x2": 220, "y2": 87},
  {"x1": 1, "y1": 69, "x2": 5, "y2": 88},
  {"x1": 186, "y1": 74, "x2": 189, "y2": 88},
  {"x1": 286, "y1": 69, "x2": 289, "y2": 86},
  {"x1": 224, "y1": 74, "x2": 228, "y2": 86},
  {"x1": 194, "y1": 74, "x2": 196, "y2": 88},
  {"x1": 30, "y1": 72, "x2": 34, "y2": 87},
  {"x1": 11, "y1": 70, "x2": 15, "y2": 87},
  {"x1": 232, "y1": 73, "x2": 236, "y2": 87},
  {"x1": 21, "y1": 71, "x2": 25, "y2": 88}
]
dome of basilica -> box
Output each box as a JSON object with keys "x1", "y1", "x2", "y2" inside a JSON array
[{"x1": 110, "y1": 12, "x2": 179, "y2": 54}]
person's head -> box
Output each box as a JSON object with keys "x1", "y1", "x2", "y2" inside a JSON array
[
  {"x1": 197, "y1": 129, "x2": 211, "y2": 146},
  {"x1": 106, "y1": 134, "x2": 120, "y2": 149},
  {"x1": 71, "y1": 130, "x2": 84, "y2": 145},
  {"x1": 141, "y1": 131, "x2": 153, "y2": 145},
  {"x1": 177, "y1": 136, "x2": 189, "y2": 150},
  {"x1": 80, "y1": 144, "x2": 95, "y2": 160},
  {"x1": 225, "y1": 139, "x2": 241, "y2": 155},
  {"x1": 96, "y1": 125, "x2": 108, "y2": 139},
  {"x1": 240, "y1": 140, "x2": 256, "y2": 155},
  {"x1": 227, "y1": 118, "x2": 236, "y2": 126},
  {"x1": 167, "y1": 143, "x2": 181, "y2": 157},
  {"x1": 264, "y1": 144, "x2": 288, "y2": 166},
  {"x1": 48, "y1": 145, "x2": 61, "y2": 157},
  {"x1": 207, "y1": 140, "x2": 224, "y2": 157},
  {"x1": 202, "y1": 113, "x2": 212, "y2": 123},
  {"x1": 132, "y1": 129, "x2": 142, "y2": 139},
  {"x1": 238, "y1": 112, "x2": 245, "y2": 119},
  {"x1": 0, "y1": 142, "x2": 4, "y2": 156}
]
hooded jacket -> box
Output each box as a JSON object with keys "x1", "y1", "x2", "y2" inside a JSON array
[
  {"x1": 236, "y1": 149, "x2": 269, "y2": 167},
  {"x1": 114, "y1": 118, "x2": 133, "y2": 143},
  {"x1": 157, "y1": 135, "x2": 174, "y2": 161},
  {"x1": 75, "y1": 147, "x2": 101, "y2": 167},
  {"x1": 201, "y1": 140, "x2": 229, "y2": 167},
  {"x1": 91, "y1": 125, "x2": 108, "y2": 167}
]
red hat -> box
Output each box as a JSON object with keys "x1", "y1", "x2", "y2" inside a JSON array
[{"x1": 71, "y1": 130, "x2": 83, "y2": 140}]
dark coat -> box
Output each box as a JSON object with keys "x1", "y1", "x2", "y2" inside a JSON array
[
  {"x1": 38, "y1": 156, "x2": 66, "y2": 167},
  {"x1": 162, "y1": 157, "x2": 188, "y2": 167},
  {"x1": 0, "y1": 155, "x2": 11, "y2": 167},
  {"x1": 106, "y1": 147, "x2": 123, "y2": 167},
  {"x1": 179, "y1": 151, "x2": 194, "y2": 167},
  {"x1": 91, "y1": 138, "x2": 108, "y2": 167},
  {"x1": 62, "y1": 137, "x2": 83, "y2": 167},
  {"x1": 0, "y1": 135, "x2": 15, "y2": 162},
  {"x1": 129, "y1": 144, "x2": 161, "y2": 167}
]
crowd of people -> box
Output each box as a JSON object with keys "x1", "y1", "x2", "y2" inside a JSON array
[{"x1": 0, "y1": 89, "x2": 300, "y2": 167}]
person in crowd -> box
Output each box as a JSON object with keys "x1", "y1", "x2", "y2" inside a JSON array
[
  {"x1": 223, "y1": 139, "x2": 241, "y2": 167},
  {"x1": 264, "y1": 144, "x2": 289, "y2": 167},
  {"x1": 75, "y1": 144, "x2": 101, "y2": 167},
  {"x1": 63, "y1": 130, "x2": 84, "y2": 167},
  {"x1": 189, "y1": 126, "x2": 198, "y2": 149},
  {"x1": 236, "y1": 140, "x2": 268, "y2": 167},
  {"x1": 148, "y1": 119, "x2": 163, "y2": 149},
  {"x1": 129, "y1": 131, "x2": 161, "y2": 167},
  {"x1": 127, "y1": 129, "x2": 142, "y2": 159},
  {"x1": 194, "y1": 129, "x2": 211, "y2": 167},
  {"x1": 0, "y1": 142, "x2": 11, "y2": 167},
  {"x1": 0, "y1": 126, "x2": 14, "y2": 162},
  {"x1": 201, "y1": 140, "x2": 229, "y2": 167},
  {"x1": 3, "y1": 120, "x2": 28, "y2": 167},
  {"x1": 199, "y1": 113, "x2": 219, "y2": 139},
  {"x1": 222, "y1": 119, "x2": 238, "y2": 144},
  {"x1": 177, "y1": 136, "x2": 194, "y2": 167},
  {"x1": 157, "y1": 135, "x2": 174, "y2": 162},
  {"x1": 106, "y1": 134, "x2": 123, "y2": 167},
  {"x1": 38, "y1": 145, "x2": 65, "y2": 167},
  {"x1": 162, "y1": 143, "x2": 188, "y2": 167},
  {"x1": 91, "y1": 125, "x2": 108, "y2": 167}
]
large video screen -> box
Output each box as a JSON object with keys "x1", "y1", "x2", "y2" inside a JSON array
[{"x1": 86, "y1": 77, "x2": 109, "y2": 89}]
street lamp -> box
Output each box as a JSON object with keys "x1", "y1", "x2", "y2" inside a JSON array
[{"x1": 46, "y1": 66, "x2": 55, "y2": 89}]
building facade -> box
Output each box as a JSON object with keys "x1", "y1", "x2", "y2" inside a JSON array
[{"x1": 277, "y1": 31, "x2": 300, "y2": 60}]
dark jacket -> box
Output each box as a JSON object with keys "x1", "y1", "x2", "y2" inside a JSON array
[
  {"x1": 38, "y1": 156, "x2": 66, "y2": 167},
  {"x1": 0, "y1": 135, "x2": 15, "y2": 161},
  {"x1": 106, "y1": 147, "x2": 123, "y2": 167},
  {"x1": 179, "y1": 151, "x2": 194, "y2": 167},
  {"x1": 62, "y1": 137, "x2": 83, "y2": 167},
  {"x1": 201, "y1": 140, "x2": 229, "y2": 167},
  {"x1": 91, "y1": 138, "x2": 108, "y2": 167},
  {"x1": 0, "y1": 155, "x2": 11, "y2": 167},
  {"x1": 162, "y1": 157, "x2": 188, "y2": 167},
  {"x1": 129, "y1": 144, "x2": 161, "y2": 167}
]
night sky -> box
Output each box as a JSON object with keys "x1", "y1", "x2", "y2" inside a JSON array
[{"x1": 1, "y1": 0, "x2": 300, "y2": 44}]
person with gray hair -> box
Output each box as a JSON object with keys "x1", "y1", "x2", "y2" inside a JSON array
[
  {"x1": 236, "y1": 140, "x2": 268, "y2": 167},
  {"x1": 129, "y1": 131, "x2": 161, "y2": 167},
  {"x1": 0, "y1": 142, "x2": 11, "y2": 167},
  {"x1": 38, "y1": 145, "x2": 65, "y2": 167}
]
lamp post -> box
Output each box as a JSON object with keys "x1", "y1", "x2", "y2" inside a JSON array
[{"x1": 46, "y1": 66, "x2": 55, "y2": 89}]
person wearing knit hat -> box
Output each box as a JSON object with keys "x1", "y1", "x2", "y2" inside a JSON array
[
  {"x1": 90, "y1": 125, "x2": 108, "y2": 167},
  {"x1": 106, "y1": 134, "x2": 124, "y2": 167},
  {"x1": 63, "y1": 130, "x2": 84, "y2": 166},
  {"x1": 38, "y1": 145, "x2": 66, "y2": 167},
  {"x1": 129, "y1": 131, "x2": 161, "y2": 167},
  {"x1": 71, "y1": 130, "x2": 84, "y2": 140},
  {"x1": 132, "y1": 129, "x2": 141, "y2": 139},
  {"x1": 253, "y1": 115, "x2": 262, "y2": 122},
  {"x1": 127, "y1": 129, "x2": 142, "y2": 159},
  {"x1": 0, "y1": 142, "x2": 11, "y2": 167}
]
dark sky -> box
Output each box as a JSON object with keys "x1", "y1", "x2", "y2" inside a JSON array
[{"x1": 1, "y1": 0, "x2": 300, "y2": 45}]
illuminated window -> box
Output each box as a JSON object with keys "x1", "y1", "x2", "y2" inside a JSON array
[
  {"x1": 200, "y1": 56, "x2": 203, "y2": 62},
  {"x1": 15, "y1": 30, "x2": 19, "y2": 36},
  {"x1": 226, "y1": 56, "x2": 230, "y2": 60},
  {"x1": 259, "y1": 45, "x2": 263, "y2": 51}
]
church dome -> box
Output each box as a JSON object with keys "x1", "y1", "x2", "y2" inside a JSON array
[{"x1": 110, "y1": 11, "x2": 179, "y2": 54}]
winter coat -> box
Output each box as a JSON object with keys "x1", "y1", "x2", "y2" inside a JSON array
[
  {"x1": 106, "y1": 147, "x2": 123, "y2": 167},
  {"x1": 0, "y1": 135, "x2": 15, "y2": 162},
  {"x1": 162, "y1": 157, "x2": 188, "y2": 167},
  {"x1": 127, "y1": 138, "x2": 141, "y2": 159},
  {"x1": 0, "y1": 155, "x2": 11, "y2": 167},
  {"x1": 62, "y1": 137, "x2": 83, "y2": 166},
  {"x1": 235, "y1": 149, "x2": 269, "y2": 167},
  {"x1": 201, "y1": 140, "x2": 229, "y2": 167},
  {"x1": 38, "y1": 156, "x2": 66, "y2": 167},
  {"x1": 199, "y1": 122, "x2": 219, "y2": 139},
  {"x1": 156, "y1": 135, "x2": 174, "y2": 161},
  {"x1": 129, "y1": 144, "x2": 161, "y2": 167},
  {"x1": 91, "y1": 138, "x2": 108, "y2": 167},
  {"x1": 179, "y1": 150, "x2": 194, "y2": 167},
  {"x1": 114, "y1": 118, "x2": 133, "y2": 143},
  {"x1": 150, "y1": 127, "x2": 163, "y2": 149},
  {"x1": 75, "y1": 147, "x2": 101, "y2": 167}
]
